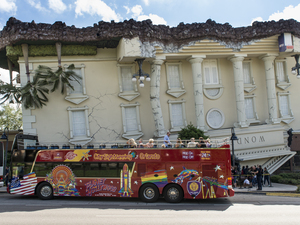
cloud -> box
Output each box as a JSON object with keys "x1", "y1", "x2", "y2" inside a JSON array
[
  {"x1": 251, "y1": 17, "x2": 263, "y2": 24},
  {"x1": 74, "y1": 0, "x2": 122, "y2": 22},
  {"x1": 0, "y1": 0, "x2": 17, "y2": 14},
  {"x1": 26, "y1": 0, "x2": 48, "y2": 12},
  {"x1": 138, "y1": 14, "x2": 167, "y2": 25},
  {"x1": 268, "y1": 4, "x2": 300, "y2": 21},
  {"x1": 143, "y1": 0, "x2": 149, "y2": 6},
  {"x1": 131, "y1": 5, "x2": 143, "y2": 18},
  {"x1": 48, "y1": 0, "x2": 67, "y2": 13},
  {"x1": 124, "y1": 6, "x2": 130, "y2": 14},
  {"x1": 126, "y1": 5, "x2": 167, "y2": 25}
]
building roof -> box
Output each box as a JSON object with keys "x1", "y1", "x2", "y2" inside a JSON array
[{"x1": 1, "y1": 17, "x2": 300, "y2": 70}]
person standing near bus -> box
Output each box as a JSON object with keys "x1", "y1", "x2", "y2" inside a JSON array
[
  {"x1": 263, "y1": 167, "x2": 270, "y2": 186},
  {"x1": 164, "y1": 132, "x2": 171, "y2": 147},
  {"x1": 254, "y1": 165, "x2": 263, "y2": 190}
]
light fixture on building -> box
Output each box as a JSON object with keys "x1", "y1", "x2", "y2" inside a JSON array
[
  {"x1": 291, "y1": 54, "x2": 300, "y2": 79},
  {"x1": 132, "y1": 58, "x2": 150, "y2": 87},
  {"x1": 230, "y1": 127, "x2": 238, "y2": 167}
]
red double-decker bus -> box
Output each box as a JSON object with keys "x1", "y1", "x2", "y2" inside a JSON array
[{"x1": 7, "y1": 134, "x2": 234, "y2": 202}]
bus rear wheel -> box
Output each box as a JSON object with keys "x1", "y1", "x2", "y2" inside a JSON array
[
  {"x1": 163, "y1": 184, "x2": 183, "y2": 203},
  {"x1": 37, "y1": 183, "x2": 53, "y2": 200},
  {"x1": 139, "y1": 184, "x2": 159, "y2": 203}
]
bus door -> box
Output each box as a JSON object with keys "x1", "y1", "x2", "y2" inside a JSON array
[{"x1": 201, "y1": 163, "x2": 227, "y2": 199}]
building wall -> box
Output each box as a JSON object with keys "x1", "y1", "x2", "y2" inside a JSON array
[{"x1": 17, "y1": 36, "x2": 300, "y2": 173}]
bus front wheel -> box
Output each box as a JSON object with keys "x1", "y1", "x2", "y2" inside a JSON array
[
  {"x1": 163, "y1": 184, "x2": 183, "y2": 203},
  {"x1": 37, "y1": 183, "x2": 53, "y2": 200},
  {"x1": 139, "y1": 184, "x2": 159, "y2": 203}
]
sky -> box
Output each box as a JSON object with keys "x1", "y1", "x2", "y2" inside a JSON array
[{"x1": 0, "y1": 0, "x2": 300, "y2": 81}]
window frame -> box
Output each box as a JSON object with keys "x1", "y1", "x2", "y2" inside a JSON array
[
  {"x1": 244, "y1": 94, "x2": 260, "y2": 124},
  {"x1": 202, "y1": 59, "x2": 224, "y2": 99},
  {"x1": 165, "y1": 62, "x2": 186, "y2": 98},
  {"x1": 120, "y1": 102, "x2": 143, "y2": 140},
  {"x1": 275, "y1": 60, "x2": 291, "y2": 90},
  {"x1": 243, "y1": 60, "x2": 256, "y2": 93},
  {"x1": 167, "y1": 99, "x2": 187, "y2": 132},
  {"x1": 206, "y1": 108, "x2": 225, "y2": 129},
  {"x1": 117, "y1": 64, "x2": 140, "y2": 101},
  {"x1": 67, "y1": 106, "x2": 92, "y2": 145},
  {"x1": 277, "y1": 91, "x2": 294, "y2": 124},
  {"x1": 64, "y1": 63, "x2": 89, "y2": 104}
]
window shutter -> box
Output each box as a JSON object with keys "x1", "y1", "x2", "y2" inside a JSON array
[
  {"x1": 280, "y1": 95, "x2": 289, "y2": 116},
  {"x1": 276, "y1": 62, "x2": 285, "y2": 82},
  {"x1": 121, "y1": 67, "x2": 134, "y2": 92},
  {"x1": 168, "y1": 65, "x2": 181, "y2": 88},
  {"x1": 72, "y1": 111, "x2": 86, "y2": 137},
  {"x1": 204, "y1": 67, "x2": 211, "y2": 84},
  {"x1": 69, "y1": 69, "x2": 83, "y2": 94},
  {"x1": 125, "y1": 107, "x2": 138, "y2": 132},
  {"x1": 211, "y1": 66, "x2": 219, "y2": 84},
  {"x1": 243, "y1": 62, "x2": 251, "y2": 84},
  {"x1": 204, "y1": 60, "x2": 218, "y2": 84},
  {"x1": 244, "y1": 98, "x2": 254, "y2": 119},
  {"x1": 171, "y1": 103, "x2": 183, "y2": 127}
]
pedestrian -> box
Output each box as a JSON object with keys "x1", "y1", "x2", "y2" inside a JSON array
[
  {"x1": 164, "y1": 132, "x2": 172, "y2": 147},
  {"x1": 263, "y1": 167, "x2": 270, "y2": 186},
  {"x1": 254, "y1": 165, "x2": 263, "y2": 190},
  {"x1": 231, "y1": 166, "x2": 237, "y2": 188}
]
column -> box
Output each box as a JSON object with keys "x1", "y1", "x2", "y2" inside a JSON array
[
  {"x1": 188, "y1": 57, "x2": 206, "y2": 131},
  {"x1": 229, "y1": 56, "x2": 249, "y2": 128},
  {"x1": 261, "y1": 55, "x2": 281, "y2": 124},
  {"x1": 150, "y1": 59, "x2": 166, "y2": 137},
  {"x1": 21, "y1": 44, "x2": 30, "y2": 83}
]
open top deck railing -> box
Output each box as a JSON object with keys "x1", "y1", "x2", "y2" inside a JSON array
[{"x1": 15, "y1": 137, "x2": 230, "y2": 151}]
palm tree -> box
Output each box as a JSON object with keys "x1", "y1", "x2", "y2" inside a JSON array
[{"x1": 0, "y1": 64, "x2": 80, "y2": 109}]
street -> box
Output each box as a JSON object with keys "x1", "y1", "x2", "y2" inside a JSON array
[{"x1": 0, "y1": 192, "x2": 299, "y2": 225}]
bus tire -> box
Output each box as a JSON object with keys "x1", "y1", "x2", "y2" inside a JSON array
[
  {"x1": 139, "y1": 184, "x2": 159, "y2": 203},
  {"x1": 163, "y1": 184, "x2": 183, "y2": 203},
  {"x1": 37, "y1": 182, "x2": 53, "y2": 200}
]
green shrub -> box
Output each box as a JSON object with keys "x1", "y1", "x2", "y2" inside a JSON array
[
  {"x1": 278, "y1": 178, "x2": 290, "y2": 184},
  {"x1": 297, "y1": 186, "x2": 300, "y2": 193},
  {"x1": 270, "y1": 175, "x2": 281, "y2": 183},
  {"x1": 279, "y1": 173, "x2": 300, "y2": 179},
  {"x1": 178, "y1": 123, "x2": 208, "y2": 140}
]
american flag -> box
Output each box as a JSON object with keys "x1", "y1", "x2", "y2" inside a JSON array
[{"x1": 10, "y1": 173, "x2": 37, "y2": 196}]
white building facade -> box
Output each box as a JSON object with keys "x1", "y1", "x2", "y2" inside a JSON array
[{"x1": 1, "y1": 18, "x2": 300, "y2": 173}]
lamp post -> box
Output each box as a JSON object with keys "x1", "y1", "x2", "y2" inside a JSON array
[
  {"x1": 1, "y1": 127, "x2": 9, "y2": 174},
  {"x1": 291, "y1": 54, "x2": 300, "y2": 79},
  {"x1": 132, "y1": 58, "x2": 150, "y2": 87},
  {"x1": 230, "y1": 127, "x2": 238, "y2": 167}
]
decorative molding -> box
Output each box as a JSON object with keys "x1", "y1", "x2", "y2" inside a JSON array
[
  {"x1": 67, "y1": 105, "x2": 92, "y2": 145},
  {"x1": 244, "y1": 94, "x2": 260, "y2": 124},
  {"x1": 206, "y1": 108, "x2": 225, "y2": 129},
  {"x1": 120, "y1": 102, "x2": 143, "y2": 140},
  {"x1": 165, "y1": 62, "x2": 186, "y2": 98},
  {"x1": 277, "y1": 91, "x2": 294, "y2": 124},
  {"x1": 275, "y1": 60, "x2": 291, "y2": 90},
  {"x1": 167, "y1": 99, "x2": 187, "y2": 132},
  {"x1": 64, "y1": 63, "x2": 89, "y2": 105},
  {"x1": 117, "y1": 64, "x2": 140, "y2": 101}
]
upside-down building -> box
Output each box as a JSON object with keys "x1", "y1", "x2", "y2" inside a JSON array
[{"x1": 1, "y1": 17, "x2": 300, "y2": 173}]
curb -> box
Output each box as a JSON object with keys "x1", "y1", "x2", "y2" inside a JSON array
[
  {"x1": 266, "y1": 192, "x2": 300, "y2": 197},
  {"x1": 235, "y1": 191, "x2": 300, "y2": 197}
]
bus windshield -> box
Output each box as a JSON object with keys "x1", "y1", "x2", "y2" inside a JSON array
[{"x1": 10, "y1": 134, "x2": 39, "y2": 180}]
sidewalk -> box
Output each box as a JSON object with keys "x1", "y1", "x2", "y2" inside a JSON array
[{"x1": 234, "y1": 182, "x2": 300, "y2": 197}]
